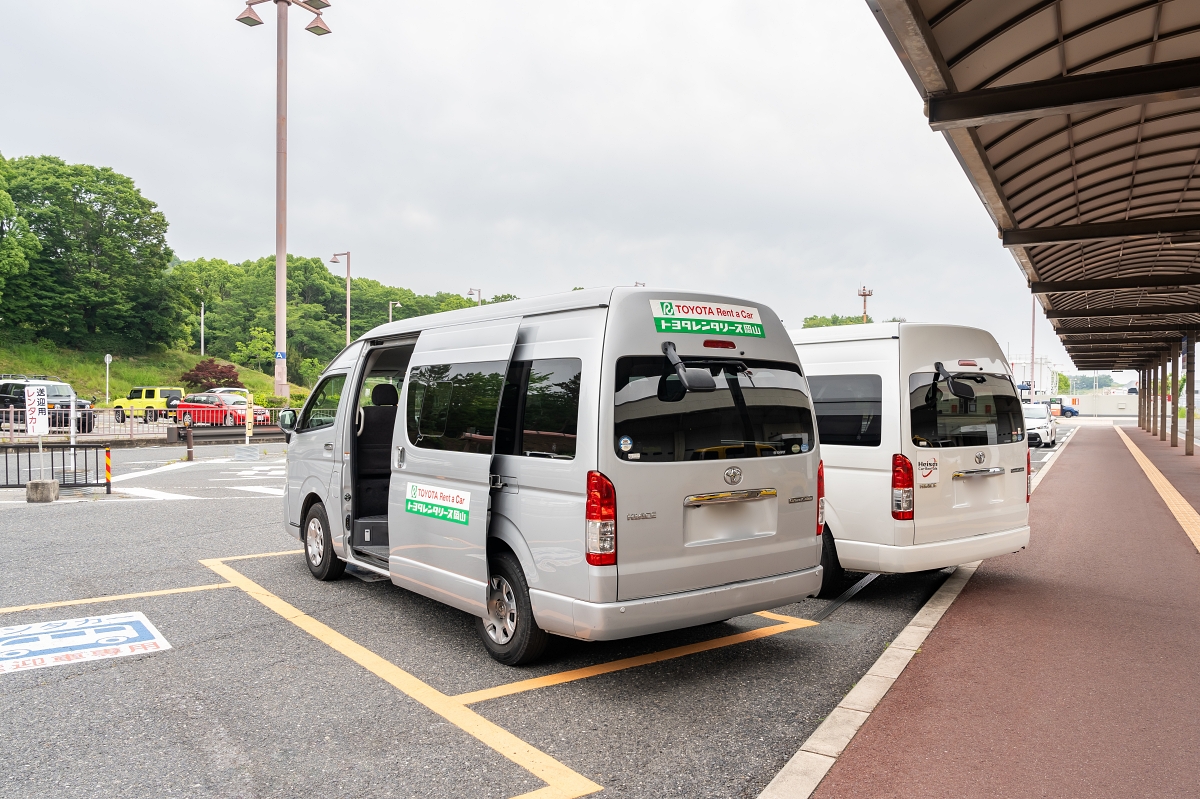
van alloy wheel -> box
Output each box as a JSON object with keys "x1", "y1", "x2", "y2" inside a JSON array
[
  {"x1": 306, "y1": 517, "x2": 325, "y2": 567},
  {"x1": 484, "y1": 575, "x2": 518, "y2": 644}
]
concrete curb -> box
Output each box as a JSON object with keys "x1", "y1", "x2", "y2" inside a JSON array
[{"x1": 759, "y1": 430, "x2": 1079, "y2": 799}]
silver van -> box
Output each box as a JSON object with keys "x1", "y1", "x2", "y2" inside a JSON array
[{"x1": 280, "y1": 287, "x2": 823, "y2": 664}]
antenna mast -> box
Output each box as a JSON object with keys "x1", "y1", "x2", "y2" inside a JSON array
[{"x1": 857, "y1": 285, "x2": 873, "y2": 323}]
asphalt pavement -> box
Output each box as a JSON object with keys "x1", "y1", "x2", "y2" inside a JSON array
[{"x1": 0, "y1": 443, "x2": 949, "y2": 798}]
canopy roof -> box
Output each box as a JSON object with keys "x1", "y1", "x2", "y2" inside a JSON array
[{"x1": 869, "y1": 0, "x2": 1200, "y2": 370}]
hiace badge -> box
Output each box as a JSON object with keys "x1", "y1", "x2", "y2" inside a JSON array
[
  {"x1": 650, "y1": 300, "x2": 765, "y2": 338},
  {"x1": 405, "y1": 482, "x2": 471, "y2": 525},
  {"x1": 917, "y1": 456, "x2": 939, "y2": 486}
]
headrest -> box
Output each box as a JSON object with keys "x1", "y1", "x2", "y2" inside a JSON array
[{"x1": 371, "y1": 382, "x2": 399, "y2": 407}]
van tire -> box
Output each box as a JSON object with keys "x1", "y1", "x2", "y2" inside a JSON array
[
  {"x1": 304, "y1": 503, "x2": 344, "y2": 582},
  {"x1": 114, "y1": 409, "x2": 125, "y2": 424},
  {"x1": 817, "y1": 527, "x2": 845, "y2": 598},
  {"x1": 476, "y1": 551, "x2": 549, "y2": 666}
]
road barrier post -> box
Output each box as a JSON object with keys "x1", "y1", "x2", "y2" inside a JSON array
[
  {"x1": 105, "y1": 447, "x2": 111, "y2": 494},
  {"x1": 185, "y1": 427, "x2": 194, "y2": 462}
]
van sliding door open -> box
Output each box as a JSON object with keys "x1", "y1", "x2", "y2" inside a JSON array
[{"x1": 389, "y1": 318, "x2": 522, "y2": 616}]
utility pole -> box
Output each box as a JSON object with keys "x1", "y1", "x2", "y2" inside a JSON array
[{"x1": 857, "y1": 285, "x2": 873, "y2": 323}]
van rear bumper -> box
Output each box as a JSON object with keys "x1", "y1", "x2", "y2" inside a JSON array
[
  {"x1": 835, "y1": 525, "x2": 1030, "y2": 573},
  {"x1": 531, "y1": 566, "x2": 823, "y2": 642}
]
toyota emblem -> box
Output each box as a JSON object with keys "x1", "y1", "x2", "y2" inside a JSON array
[
  {"x1": 724, "y1": 467, "x2": 743, "y2": 486},
  {"x1": 974, "y1": 451, "x2": 986, "y2": 465}
]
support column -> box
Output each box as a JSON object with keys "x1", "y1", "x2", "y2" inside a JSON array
[
  {"x1": 1147, "y1": 362, "x2": 1156, "y2": 436},
  {"x1": 1160, "y1": 351, "x2": 1168, "y2": 441},
  {"x1": 1188, "y1": 335, "x2": 1196, "y2": 456},
  {"x1": 1142, "y1": 368, "x2": 1149, "y2": 430},
  {"x1": 1171, "y1": 343, "x2": 1180, "y2": 447}
]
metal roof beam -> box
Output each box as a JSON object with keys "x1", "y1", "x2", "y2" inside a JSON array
[
  {"x1": 1045, "y1": 305, "x2": 1200, "y2": 319},
  {"x1": 927, "y1": 55, "x2": 1200, "y2": 131},
  {"x1": 1054, "y1": 324, "x2": 1189, "y2": 335},
  {"x1": 1031, "y1": 274, "x2": 1200, "y2": 294},
  {"x1": 1003, "y1": 214, "x2": 1200, "y2": 247}
]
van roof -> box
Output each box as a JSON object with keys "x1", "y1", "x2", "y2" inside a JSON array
[
  {"x1": 788, "y1": 322, "x2": 995, "y2": 345},
  {"x1": 357, "y1": 286, "x2": 781, "y2": 342}
]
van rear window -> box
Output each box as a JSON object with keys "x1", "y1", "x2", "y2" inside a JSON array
[
  {"x1": 808, "y1": 374, "x2": 882, "y2": 447},
  {"x1": 613, "y1": 357, "x2": 814, "y2": 462},
  {"x1": 909, "y1": 372, "x2": 1024, "y2": 447}
]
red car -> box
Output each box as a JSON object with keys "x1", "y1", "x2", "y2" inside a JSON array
[{"x1": 177, "y1": 393, "x2": 270, "y2": 427}]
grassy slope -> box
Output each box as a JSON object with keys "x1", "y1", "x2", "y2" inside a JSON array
[{"x1": 0, "y1": 344, "x2": 303, "y2": 406}]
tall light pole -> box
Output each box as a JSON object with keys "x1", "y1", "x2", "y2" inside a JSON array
[
  {"x1": 388, "y1": 301, "x2": 403, "y2": 323},
  {"x1": 467, "y1": 288, "x2": 483, "y2": 306},
  {"x1": 237, "y1": 0, "x2": 332, "y2": 398},
  {"x1": 330, "y1": 252, "x2": 350, "y2": 344}
]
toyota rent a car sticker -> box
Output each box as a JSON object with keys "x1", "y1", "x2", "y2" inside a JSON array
[
  {"x1": 917, "y1": 455, "x2": 939, "y2": 486},
  {"x1": 405, "y1": 482, "x2": 471, "y2": 525},
  {"x1": 649, "y1": 300, "x2": 765, "y2": 338}
]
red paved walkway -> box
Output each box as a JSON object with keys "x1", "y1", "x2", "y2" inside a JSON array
[{"x1": 812, "y1": 425, "x2": 1200, "y2": 799}]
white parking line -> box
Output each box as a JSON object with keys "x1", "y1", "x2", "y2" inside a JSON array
[
  {"x1": 230, "y1": 486, "x2": 285, "y2": 496},
  {"x1": 111, "y1": 462, "x2": 194, "y2": 483},
  {"x1": 119, "y1": 487, "x2": 200, "y2": 501}
]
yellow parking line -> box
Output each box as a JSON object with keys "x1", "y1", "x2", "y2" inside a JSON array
[
  {"x1": 216, "y1": 549, "x2": 304, "y2": 562},
  {"x1": 1114, "y1": 426, "x2": 1200, "y2": 554},
  {"x1": 202, "y1": 557, "x2": 601, "y2": 799},
  {"x1": 455, "y1": 612, "x2": 818, "y2": 705},
  {"x1": 0, "y1": 582, "x2": 235, "y2": 616}
]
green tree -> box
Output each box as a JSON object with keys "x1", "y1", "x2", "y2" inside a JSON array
[
  {"x1": 802, "y1": 314, "x2": 873, "y2": 328},
  {"x1": 231, "y1": 327, "x2": 275, "y2": 373},
  {"x1": 0, "y1": 155, "x2": 184, "y2": 352},
  {"x1": 1057, "y1": 373, "x2": 1070, "y2": 393},
  {"x1": 0, "y1": 154, "x2": 40, "y2": 304}
]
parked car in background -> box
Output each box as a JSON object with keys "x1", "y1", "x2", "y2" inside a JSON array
[
  {"x1": 1047, "y1": 397, "x2": 1078, "y2": 417},
  {"x1": 111, "y1": 386, "x2": 185, "y2": 423},
  {"x1": 0, "y1": 375, "x2": 96, "y2": 432},
  {"x1": 177, "y1": 393, "x2": 269, "y2": 427},
  {"x1": 209, "y1": 387, "x2": 251, "y2": 399},
  {"x1": 1023, "y1": 402, "x2": 1057, "y2": 447},
  {"x1": 791, "y1": 323, "x2": 1030, "y2": 597}
]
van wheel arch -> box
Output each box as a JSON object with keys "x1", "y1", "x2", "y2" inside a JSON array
[
  {"x1": 817, "y1": 525, "x2": 846, "y2": 598},
  {"x1": 300, "y1": 493, "x2": 325, "y2": 540},
  {"x1": 487, "y1": 515, "x2": 539, "y2": 588}
]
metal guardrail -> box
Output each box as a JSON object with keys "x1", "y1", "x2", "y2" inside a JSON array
[
  {"x1": 1, "y1": 445, "x2": 112, "y2": 491},
  {"x1": 1, "y1": 407, "x2": 293, "y2": 444}
]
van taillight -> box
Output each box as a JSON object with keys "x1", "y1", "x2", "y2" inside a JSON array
[
  {"x1": 1026, "y1": 448, "x2": 1031, "y2": 503},
  {"x1": 586, "y1": 470, "x2": 616, "y2": 566},
  {"x1": 891, "y1": 454, "x2": 914, "y2": 520},
  {"x1": 816, "y1": 460, "x2": 825, "y2": 536}
]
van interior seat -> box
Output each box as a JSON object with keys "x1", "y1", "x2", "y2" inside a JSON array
[{"x1": 356, "y1": 382, "x2": 399, "y2": 518}]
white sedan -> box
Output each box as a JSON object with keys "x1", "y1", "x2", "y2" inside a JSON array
[{"x1": 1022, "y1": 403, "x2": 1057, "y2": 448}]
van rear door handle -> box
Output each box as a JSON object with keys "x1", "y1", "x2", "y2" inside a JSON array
[
  {"x1": 684, "y1": 488, "x2": 777, "y2": 506},
  {"x1": 951, "y1": 467, "x2": 1004, "y2": 479}
]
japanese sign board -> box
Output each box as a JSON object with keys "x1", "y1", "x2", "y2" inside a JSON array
[
  {"x1": 650, "y1": 299, "x2": 765, "y2": 338},
  {"x1": 246, "y1": 392, "x2": 254, "y2": 438},
  {"x1": 0, "y1": 612, "x2": 171, "y2": 675},
  {"x1": 24, "y1": 386, "x2": 49, "y2": 436},
  {"x1": 404, "y1": 482, "x2": 470, "y2": 525}
]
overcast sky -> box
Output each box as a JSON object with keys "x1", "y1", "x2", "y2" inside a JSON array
[{"x1": 2, "y1": 0, "x2": 1114, "y2": 379}]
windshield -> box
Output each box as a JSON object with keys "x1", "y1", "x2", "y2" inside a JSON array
[
  {"x1": 614, "y1": 356, "x2": 814, "y2": 461},
  {"x1": 909, "y1": 372, "x2": 1024, "y2": 447},
  {"x1": 39, "y1": 384, "x2": 73, "y2": 397},
  {"x1": 1023, "y1": 404, "x2": 1049, "y2": 419}
]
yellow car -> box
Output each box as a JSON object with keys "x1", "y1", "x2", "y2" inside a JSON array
[{"x1": 112, "y1": 386, "x2": 185, "y2": 423}]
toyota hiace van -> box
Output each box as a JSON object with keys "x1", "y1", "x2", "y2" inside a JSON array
[
  {"x1": 280, "y1": 288, "x2": 824, "y2": 664},
  {"x1": 791, "y1": 323, "x2": 1029, "y2": 596}
]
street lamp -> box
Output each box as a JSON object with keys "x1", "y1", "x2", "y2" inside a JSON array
[
  {"x1": 196, "y1": 288, "x2": 205, "y2": 357},
  {"x1": 467, "y1": 288, "x2": 483, "y2": 306},
  {"x1": 330, "y1": 252, "x2": 350, "y2": 345},
  {"x1": 388, "y1": 301, "x2": 403, "y2": 323},
  {"x1": 237, "y1": 0, "x2": 334, "y2": 398}
]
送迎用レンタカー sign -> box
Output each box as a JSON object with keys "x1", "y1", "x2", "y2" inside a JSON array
[
  {"x1": 405, "y1": 482, "x2": 471, "y2": 525},
  {"x1": 650, "y1": 300, "x2": 765, "y2": 338}
]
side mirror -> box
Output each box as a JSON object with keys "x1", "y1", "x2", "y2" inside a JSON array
[{"x1": 279, "y1": 409, "x2": 297, "y2": 432}]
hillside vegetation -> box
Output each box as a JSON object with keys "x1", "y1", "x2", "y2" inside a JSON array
[{"x1": 0, "y1": 343, "x2": 302, "y2": 406}]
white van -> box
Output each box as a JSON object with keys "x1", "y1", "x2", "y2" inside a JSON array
[
  {"x1": 790, "y1": 323, "x2": 1030, "y2": 596},
  {"x1": 280, "y1": 288, "x2": 824, "y2": 664}
]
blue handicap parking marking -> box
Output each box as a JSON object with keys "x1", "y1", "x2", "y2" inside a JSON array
[{"x1": 0, "y1": 612, "x2": 171, "y2": 674}]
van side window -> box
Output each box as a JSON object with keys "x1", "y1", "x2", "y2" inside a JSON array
[
  {"x1": 495, "y1": 358, "x2": 582, "y2": 459},
  {"x1": 299, "y1": 375, "x2": 346, "y2": 431},
  {"x1": 145, "y1": 389, "x2": 156, "y2": 399},
  {"x1": 406, "y1": 362, "x2": 507, "y2": 454},
  {"x1": 807, "y1": 374, "x2": 882, "y2": 447}
]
